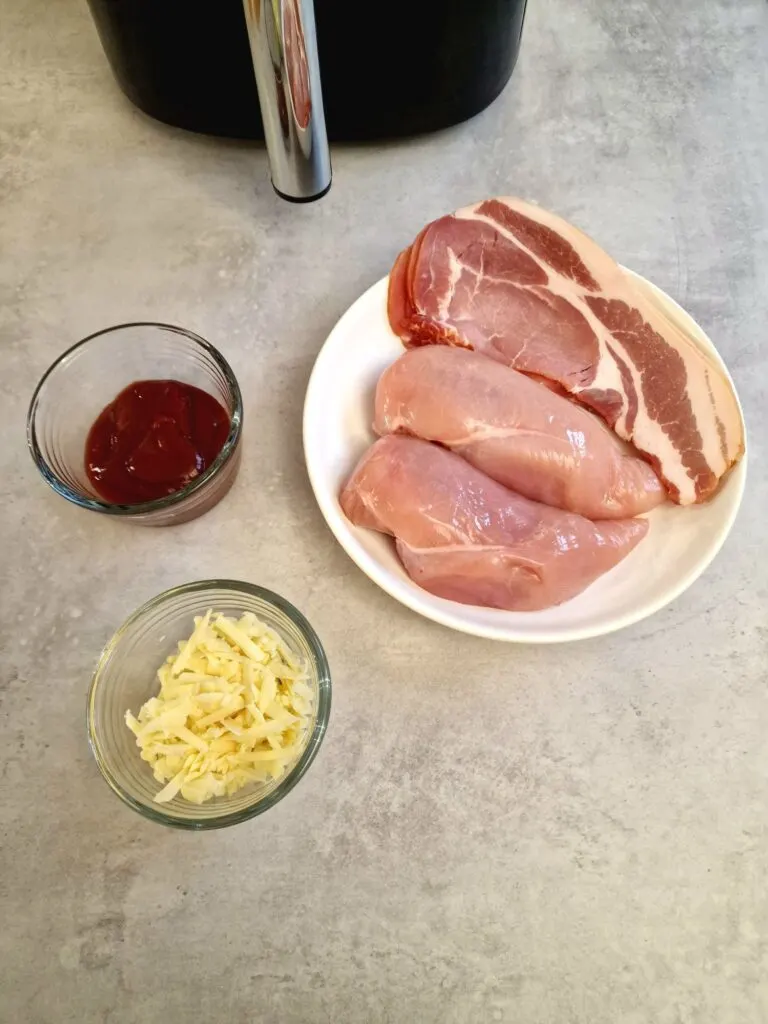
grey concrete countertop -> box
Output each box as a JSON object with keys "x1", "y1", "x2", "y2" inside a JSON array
[{"x1": 1, "y1": 1, "x2": 767, "y2": 1021}]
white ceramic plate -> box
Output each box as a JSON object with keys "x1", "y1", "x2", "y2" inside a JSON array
[{"x1": 303, "y1": 272, "x2": 747, "y2": 642}]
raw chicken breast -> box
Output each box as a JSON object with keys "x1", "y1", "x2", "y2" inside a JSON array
[
  {"x1": 340, "y1": 435, "x2": 648, "y2": 612},
  {"x1": 375, "y1": 346, "x2": 665, "y2": 519}
]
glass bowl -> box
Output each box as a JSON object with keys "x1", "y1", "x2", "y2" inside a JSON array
[
  {"x1": 87, "y1": 580, "x2": 331, "y2": 829},
  {"x1": 27, "y1": 323, "x2": 243, "y2": 526}
]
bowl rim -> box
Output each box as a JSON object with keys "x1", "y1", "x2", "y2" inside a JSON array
[
  {"x1": 26, "y1": 322, "x2": 243, "y2": 516},
  {"x1": 87, "y1": 579, "x2": 332, "y2": 830}
]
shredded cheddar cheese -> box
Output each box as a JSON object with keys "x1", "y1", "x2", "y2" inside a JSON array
[{"x1": 125, "y1": 610, "x2": 313, "y2": 804}]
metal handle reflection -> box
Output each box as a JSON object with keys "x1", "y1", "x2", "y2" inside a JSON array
[{"x1": 243, "y1": 0, "x2": 332, "y2": 201}]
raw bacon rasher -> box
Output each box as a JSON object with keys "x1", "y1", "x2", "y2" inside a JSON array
[{"x1": 388, "y1": 197, "x2": 744, "y2": 505}]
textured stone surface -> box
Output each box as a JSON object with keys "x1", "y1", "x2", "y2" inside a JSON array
[{"x1": 1, "y1": 0, "x2": 767, "y2": 1021}]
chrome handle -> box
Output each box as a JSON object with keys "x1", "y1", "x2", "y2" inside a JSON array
[{"x1": 243, "y1": 0, "x2": 332, "y2": 201}]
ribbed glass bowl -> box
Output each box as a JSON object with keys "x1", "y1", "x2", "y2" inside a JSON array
[
  {"x1": 27, "y1": 323, "x2": 243, "y2": 526},
  {"x1": 87, "y1": 581, "x2": 331, "y2": 829}
]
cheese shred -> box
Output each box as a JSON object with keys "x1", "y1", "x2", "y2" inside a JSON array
[{"x1": 125, "y1": 610, "x2": 313, "y2": 804}]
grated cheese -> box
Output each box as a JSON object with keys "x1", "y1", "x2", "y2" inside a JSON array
[{"x1": 125, "y1": 610, "x2": 313, "y2": 804}]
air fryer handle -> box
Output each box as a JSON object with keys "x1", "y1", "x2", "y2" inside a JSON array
[{"x1": 242, "y1": 0, "x2": 332, "y2": 201}]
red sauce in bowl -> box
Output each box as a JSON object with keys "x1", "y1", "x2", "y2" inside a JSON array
[{"x1": 85, "y1": 379, "x2": 231, "y2": 504}]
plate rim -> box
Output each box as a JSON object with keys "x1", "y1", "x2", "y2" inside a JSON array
[{"x1": 303, "y1": 270, "x2": 748, "y2": 643}]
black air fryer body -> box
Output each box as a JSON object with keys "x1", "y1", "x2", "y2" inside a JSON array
[{"x1": 87, "y1": 0, "x2": 528, "y2": 141}]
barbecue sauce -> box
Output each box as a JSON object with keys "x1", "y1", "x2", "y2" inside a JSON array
[{"x1": 85, "y1": 380, "x2": 230, "y2": 504}]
